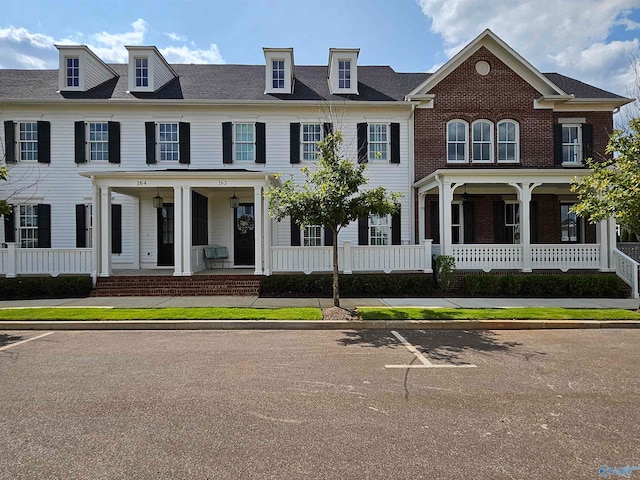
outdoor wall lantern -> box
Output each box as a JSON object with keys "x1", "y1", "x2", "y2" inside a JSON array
[
  {"x1": 153, "y1": 188, "x2": 164, "y2": 209},
  {"x1": 230, "y1": 189, "x2": 240, "y2": 209}
]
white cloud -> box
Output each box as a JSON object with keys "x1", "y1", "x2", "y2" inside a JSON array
[
  {"x1": 0, "y1": 18, "x2": 224, "y2": 69},
  {"x1": 417, "y1": 0, "x2": 640, "y2": 97}
]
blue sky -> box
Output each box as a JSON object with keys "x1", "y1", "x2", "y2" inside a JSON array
[{"x1": 1, "y1": 0, "x2": 640, "y2": 100}]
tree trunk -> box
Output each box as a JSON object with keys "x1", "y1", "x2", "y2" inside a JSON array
[{"x1": 332, "y1": 227, "x2": 340, "y2": 307}]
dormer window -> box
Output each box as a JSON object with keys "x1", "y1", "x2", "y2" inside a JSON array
[
  {"x1": 135, "y1": 57, "x2": 149, "y2": 87},
  {"x1": 263, "y1": 48, "x2": 294, "y2": 94},
  {"x1": 328, "y1": 48, "x2": 359, "y2": 95},
  {"x1": 339, "y1": 60, "x2": 351, "y2": 89},
  {"x1": 66, "y1": 57, "x2": 79, "y2": 87},
  {"x1": 272, "y1": 60, "x2": 285, "y2": 89}
]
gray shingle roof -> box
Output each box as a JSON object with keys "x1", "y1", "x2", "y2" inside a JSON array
[{"x1": 0, "y1": 64, "x2": 625, "y2": 102}]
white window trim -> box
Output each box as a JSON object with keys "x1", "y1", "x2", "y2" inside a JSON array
[
  {"x1": 157, "y1": 122, "x2": 180, "y2": 162},
  {"x1": 17, "y1": 121, "x2": 39, "y2": 163},
  {"x1": 65, "y1": 56, "x2": 81, "y2": 89},
  {"x1": 504, "y1": 200, "x2": 521, "y2": 245},
  {"x1": 471, "y1": 120, "x2": 494, "y2": 163},
  {"x1": 134, "y1": 56, "x2": 150, "y2": 88},
  {"x1": 234, "y1": 123, "x2": 256, "y2": 162},
  {"x1": 561, "y1": 123, "x2": 583, "y2": 166},
  {"x1": 87, "y1": 122, "x2": 109, "y2": 162},
  {"x1": 271, "y1": 59, "x2": 285, "y2": 90},
  {"x1": 451, "y1": 201, "x2": 464, "y2": 244},
  {"x1": 368, "y1": 123, "x2": 389, "y2": 161},
  {"x1": 338, "y1": 59, "x2": 352, "y2": 90},
  {"x1": 18, "y1": 204, "x2": 39, "y2": 248},
  {"x1": 560, "y1": 203, "x2": 582, "y2": 243},
  {"x1": 369, "y1": 214, "x2": 390, "y2": 246},
  {"x1": 446, "y1": 120, "x2": 469, "y2": 164},
  {"x1": 302, "y1": 225, "x2": 323, "y2": 246},
  {"x1": 301, "y1": 123, "x2": 322, "y2": 162},
  {"x1": 497, "y1": 119, "x2": 520, "y2": 164}
]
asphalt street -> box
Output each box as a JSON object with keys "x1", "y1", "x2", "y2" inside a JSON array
[{"x1": 1, "y1": 329, "x2": 639, "y2": 479}]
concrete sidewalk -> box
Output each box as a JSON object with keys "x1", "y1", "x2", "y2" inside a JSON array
[{"x1": 0, "y1": 295, "x2": 637, "y2": 309}]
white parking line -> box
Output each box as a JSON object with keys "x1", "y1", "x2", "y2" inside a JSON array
[
  {"x1": 0, "y1": 332, "x2": 54, "y2": 352},
  {"x1": 385, "y1": 330, "x2": 476, "y2": 369}
]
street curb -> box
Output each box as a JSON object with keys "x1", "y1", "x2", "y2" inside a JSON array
[{"x1": 1, "y1": 320, "x2": 640, "y2": 330}]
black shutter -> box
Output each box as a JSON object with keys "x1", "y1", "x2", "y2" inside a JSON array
[
  {"x1": 493, "y1": 201, "x2": 505, "y2": 243},
  {"x1": 112, "y1": 204, "x2": 122, "y2": 254},
  {"x1": 530, "y1": 201, "x2": 538, "y2": 244},
  {"x1": 255, "y1": 122, "x2": 266, "y2": 164},
  {"x1": 357, "y1": 122, "x2": 368, "y2": 164},
  {"x1": 324, "y1": 226, "x2": 333, "y2": 246},
  {"x1": 179, "y1": 122, "x2": 190, "y2": 164},
  {"x1": 323, "y1": 123, "x2": 333, "y2": 138},
  {"x1": 145, "y1": 122, "x2": 156, "y2": 164},
  {"x1": 37, "y1": 204, "x2": 51, "y2": 248},
  {"x1": 430, "y1": 201, "x2": 440, "y2": 243},
  {"x1": 222, "y1": 122, "x2": 233, "y2": 164},
  {"x1": 391, "y1": 209, "x2": 401, "y2": 245},
  {"x1": 291, "y1": 220, "x2": 301, "y2": 246},
  {"x1": 75, "y1": 204, "x2": 86, "y2": 248},
  {"x1": 390, "y1": 122, "x2": 400, "y2": 164},
  {"x1": 4, "y1": 121, "x2": 15, "y2": 164},
  {"x1": 463, "y1": 201, "x2": 475, "y2": 243},
  {"x1": 582, "y1": 124, "x2": 593, "y2": 163},
  {"x1": 191, "y1": 191, "x2": 208, "y2": 246},
  {"x1": 37, "y1": 121, "x2": 50, "y2": 164},
  {"x1": 108, "y1": 121, "x2": 120, "y2": 164},
  {"x1": 290, "y1": 123, "x2": 300, "y2": 164},
  {"x1": 553, "y1": 124, "x2": 563, "y2": 165},
  {"x1": 358, "y1": 216, "x2": 369, "y2": 245},
  {"x1": 4, "y1": 206, "x2": 14, "y2": 243},
  {"x1": 74, "y1": 121, "x2": 86, "y2": 164}
]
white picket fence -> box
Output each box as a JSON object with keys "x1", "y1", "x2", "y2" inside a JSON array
[
  {"x1": 270, "y1": 241, "x2": 433, "y2": 274},
  {"x1": 613, "y1": 248, "x2": 640, "y2": 298},
  {"x1": 0, "y1": 244, "x2": 92, "y2": 277},
  {"x1": 452, "y1": 244, "x2": 523, "y2": 271}
]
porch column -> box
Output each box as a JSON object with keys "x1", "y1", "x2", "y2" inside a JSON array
[
  {"x1": 182, "y1": 187, "x2": 192, "y2": 276},
  {"x1": 254, "y1": 186, "x2": 263, "y2": 275},
  {"x1": 607, "y1": 218, "x2": 617, "y2": 271},
  {"x1": 99, "y1": 186, "x2": 111, "y2": 277},
  {"x1": 440, "y1": 182, "x2": 455, "y2": 256},
  {"x1": 511, "y1": 182, "x2": 540, "y2": 272},
  {"x1": 173, "y1": 186, "x2": 184, "y2": 276},
  {"x1": 418, "y1": 192, "x2": 426, "y2": 244},
  {"x1": 92, "y1": 182, "x2": 101, "y2": 281},
  {"x1": 132, "y1": 195, "x2": 140, "y2": 269},
  {"x1": 263, "y1": 183, "x2": 271, "y2": 276}
]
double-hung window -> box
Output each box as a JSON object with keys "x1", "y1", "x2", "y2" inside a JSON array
[
  {"x1": 302, "y1": 123, "x2": 321, "y2": 161},
  {"x1": 235, "y1": 123, "x2": 255, "y2": 161},
  {"x1": 19, "y1": 205, "x2": 39, "y2": 248},
  {"x1": 368, "y1": 124, "x2": 388, "y2": 161},
  {"x1": 303, "y1": 225, "x2": 322, "y2": 246},
  {"x1": 158, "y1": 123, "x2": 179, "y2": 161},
  {"x1": 447, "y1": 121, "x2": 467, "y2": 162},
  {"x1": 561, "y1": 204, "x2": 580, "y2": 242},
  {"x1": 370, "y1": 214, "x2": 390, "y2": 245},
  {"x1": 497, "y1": 120, "x2": 518, "y2": 162},
  {"x1": 272, "y1": 60, "x2": 285, "y2": 89},
  {"x1": 66, "y1": 57, "x2": 79, "y2": 87},
  {"x1": 135, "y1": 57, "x2": 149, "y2": 87},
  {"x1": 338, "y1": 60, "x2": 351, "y2": 89},
  {"x1": 504, "y1": 202, "x2": 520, "y2": 244},
  {"x1": 472, "y1": 120, "x2": 492, "y2": 162},
  {"x1": 19, "y1": 122, "x2": 38, "y2": 161},
  {"x1": 88, "y1": 123, "x2": 109, "y2": 161},
  {"x1": 562, "y1": 125, "x2": 581, "y2": 164}
]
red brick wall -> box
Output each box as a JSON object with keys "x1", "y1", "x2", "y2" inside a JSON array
[{"x1": 414, "y1": 47, "x2": 614, "y2": 181}]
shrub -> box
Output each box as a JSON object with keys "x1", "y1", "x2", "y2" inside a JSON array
[
  {"x1": 0, "y1": 276, "x2": 93, "y2": 300},
  {"x1": 435, "y1": 255, "x2": 456, "y2": 291}
]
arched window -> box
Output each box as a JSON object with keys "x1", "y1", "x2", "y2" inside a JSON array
[
  {"x1": 472, "y1": 120, "x2": 493, "y2": 162},
  {"x1": 446, "y1": 120, "x2": 468, "y2": 163},
  {"x1": 497, "y1": 120, "x2": 519, "y2": 163}
]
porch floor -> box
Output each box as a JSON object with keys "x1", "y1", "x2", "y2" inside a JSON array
[{"x1": 112, "y1": 268, "x2": 256, "y2": 276}]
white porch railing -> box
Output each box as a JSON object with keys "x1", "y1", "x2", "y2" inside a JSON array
[
  {"x1": 0, "y1": 244, "x2": 93, "y2": 277},
  {"x1": 452, "y1": 244, "x2": 523, "y2": 271},
  {"x1": 531, "y1": 244, "x2": 601, "y2": 271},
  {"x1": 270, "y1": 241, "x2": 433, "y2": 274},
  {"x1": 613, "y1": 248, "x2": 639, "y2": 299}
]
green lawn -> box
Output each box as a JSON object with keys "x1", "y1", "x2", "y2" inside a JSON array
[
  {"x1": 358, "y1": 307, "x2": 640, "y2": 321},
  {"x1": 0, "y1": 307, "x2": 322, "y2": 321}
]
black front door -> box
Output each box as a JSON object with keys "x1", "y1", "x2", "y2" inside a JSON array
[
  {"x1": 234, "y1": 203, "x2": 255, "y2": 266},
  {"x1": 157, "y1": 204, "x2": 174, "y2": 266}
]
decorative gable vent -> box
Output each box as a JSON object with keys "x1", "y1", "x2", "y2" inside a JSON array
[
  {"x1": 328, "y1": 48, "x2": 359, "y2": 95},
  {"x1": 125, "y1": 46, "x2": 177, "y2": 93},
  {"x1": 263, "y1": 48, "x2": 294, "y2": 95},
  {"x1": 55, "y1": 45, "x2": 118, "y2": 92}
]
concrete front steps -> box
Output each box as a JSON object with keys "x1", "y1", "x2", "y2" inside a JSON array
[{"x1": 92, "y1": 275, "x2": 262, "y2": 296}]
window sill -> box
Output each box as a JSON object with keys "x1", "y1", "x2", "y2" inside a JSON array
[{"x1": 561, "y1": 162, "x2": 584, "y2": 168}]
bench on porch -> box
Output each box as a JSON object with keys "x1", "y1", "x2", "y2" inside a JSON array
[{"x1": 204, "y1": 245, "x2": 230, "y2": 269}]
